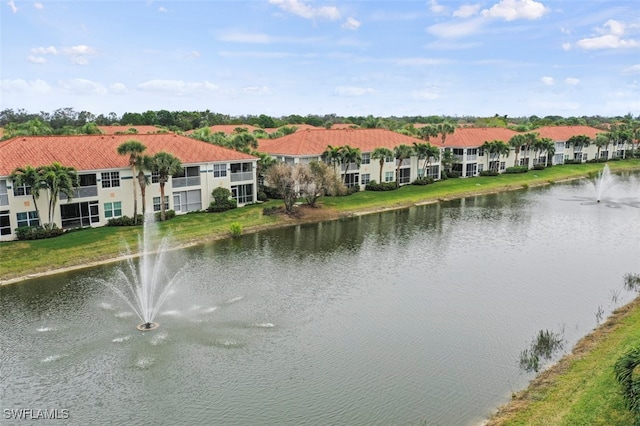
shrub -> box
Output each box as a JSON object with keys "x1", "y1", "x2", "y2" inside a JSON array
[
  {"x1": 365, "y1": 181, "x2": 398, "y2": 191},
  {"x1": 229, "y1": 222, "x2": 242, "y2": 238},
  {"x1": 207, "y1": 187, "x2": 238, "y2": 212},
  {"x1": 504, "y1": 166, "x2": 529, "y2": 174},
  {"x1": 533, "y1": 164, "x2": 546, "y2": 170},
  {"x1": 257, "y1": 190, "x2": 268, "y2": 202},
  {"x1": 445, "y1": 171, "x2": 461, "y2": 178},
  {"x1": 615, "y1": 346, "x2": 640, "y2": 424},
  {"x1": 15, "y1": 225, "x2": 64, "y2": 240},
  {"x1": 154, "y1": 209, "x2": 176, "y2": 221},
  {"x1": 262, "y1": 206, "x2": 280, "y2": 216},
  {"x1": 479, "y1": 170, "x2": 499, "y2": 176},
  {"x1": 106, "y1": 215, "x2": 144, "y2": 226},
  {"x1": 412, "y1": 177, "x2": 434, "y2": 185}
]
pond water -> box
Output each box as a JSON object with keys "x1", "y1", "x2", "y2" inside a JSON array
[{"x1": 2, "y1": 172, "x2": 639, "y2": 425}]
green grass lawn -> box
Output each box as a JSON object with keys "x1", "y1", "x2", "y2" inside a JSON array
[{"x1": 1, "y1": 159, "x2": 638, "y2": 282}]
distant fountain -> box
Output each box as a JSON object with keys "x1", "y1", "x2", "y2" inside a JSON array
[
  {"x1": 104, "y1": 213, "x2": 181, "y2": 331},
  {"x1": 591, "y1": 164, "x2": 616, "y2": 203}
]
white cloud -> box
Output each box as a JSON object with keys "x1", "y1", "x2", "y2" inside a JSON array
[
  {"x1": 137, "y1": 79, "x2": 219, "y2": 96},
  {"x1": 564, "y1": 77, "x2": 580, "y2": 85},
  {"x1": 342, "y1": 17, "x2": 361, "y2": 31},
  {"x1": 453, "y1": 4, "x2": 481, "y2": 19},
  {"x1": 34, "y1": 2, "x2": 43, "y2": 9},
  {"x1": 426, "y1": 17, "x2": 485, "y2": 38},
  {"x1": 576, "y1": 34, "x2": 639, "y2": 50},
  {"x1": 60, "y1": 79, "x2": 108, "y2": 95},
  {"x1": 110, "y1": 83, "x2": 128, "y2": 94},
  {"x1": 269, "y1": 0, "x2": 340, "y2": 21},
  {"x1": 219, "y1": 32, "x2": 271, "y2": 44},
  {"x1": 541, "y1": 76, "x2": 554, "y2": 85},
  {"x1": 481, "y1": 0, "x2": 548, "y2": 21},
  {"x1": 27, "y1": 55, "x2": 47, "y2": 63},
  {"x1": 0, "y1": 78, "x2": 51, "y2": 93},
  {"x1": 562, "y1": 42, "x2": 571, "y2": 51},
  {"x1": 623, "y1": 64, "x2": 640, "y2": 74},
  {"x1": 7, "y1": 0, "x2": 17, "y2": 13},
  {"x1": 31, "y1": 46, "x2": 58, "y2": 55},
  {"x1": 158, "y1": 6, "x2": 167, "y2": 12},
  {"x1": 242, "y1": 86, "x2": 272, "y2": 95},
  {"x1": 430, "y1": 0, "x2": 446, "y2": 14},
  {"x1": 575, "y1": 20, "x2": 639, "y2": 50},
  {"x1": 334, "y1": 86, "x2": 374, "y2": 96}
]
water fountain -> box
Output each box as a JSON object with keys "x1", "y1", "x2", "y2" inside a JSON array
[
  {"x1": 103, "y1": 213, "x2": 181, "y2": 331},
  {"x1": 591, "y1": 164, "x2": 615, "y2": 203}
]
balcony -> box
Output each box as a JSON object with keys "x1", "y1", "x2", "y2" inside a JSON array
[
  {"x1": 230, "y1": 172, "x2": 253, "y2": 182},
  {"x1": 172, "y1": 176, "x2": 201, "y2": 188},
  {"x1": 60, "y1": 185, "x2": 98, "y2": 200}
]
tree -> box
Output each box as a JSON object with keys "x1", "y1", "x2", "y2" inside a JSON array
[
  {"x1": 413, "y1": 142, "x2": 440, "y2": 178},
  {"x1": 230, "y1": 132, "x2": 258, "y2": 153},
  {"x1": 9, "y1": 165, "x2": 45, "y2": 225},
  {"x1": 322, "y1": 145, "x2": 343, "y2": 174},
  {"x1": 393, "y1": 144, "x2": 414, "y2": 187},
  {"x1": 482, "y1": 140, "x2": 509, "y2": 172},
  {"x1": 136, "y1": 155, "x2": 153, "y2": 215},
  {"x1": 508, "y1": 134, "x2": 527, "y2": 167},
  {"x1": 594, "y1": 133, "x2": 610, "y2": 161},
  {"x1": 117, "y1": 140, "x2": 147, "y2": 224},
  {"x1": 265, "y1": 162, "x2": 298, "y2": 213},
  {"x1": 435, "y1": 122, "x2": 456, "y2": 146},
  {"x1": 40, "y1": 162, "x2": 79, "y2": 227},
  {"x1": 297, "y1": 161, "x2": 342, "y2": 207},
  {"x1": 417, "y1": 125, "x2": 438, "y2": 142},
  {"x1": 371, "y1": 147, "x2": 393, "y2": 183},
  {"x1": 150, "y1": 152, "x2": 183, "y2": 221},
  {"x1": 339, "y1": 145, "x2": 362, "y2": 184},
  {"x1": 566, "y1": 135, "x2": 591, "y2": 162},
  {"x1": 540, "y1": 138, "x2": 555, "y2": 166}
]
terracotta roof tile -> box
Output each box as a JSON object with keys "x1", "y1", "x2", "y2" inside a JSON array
[
  {"x1": 258, "y1": 128, "x2": 425, "y2": 156},
  {"x1": 0, "y1": 134, "x2": 256, "y2": 176},
  {"x1": 445, "y1": 127, "x2": 519, "y2": 148},
  {"x1": 97, "y1": 125, "x2": 170, "y2": 134},
  {"x1": 534, "y1": 125, "x2": 603, "y2": 141}
]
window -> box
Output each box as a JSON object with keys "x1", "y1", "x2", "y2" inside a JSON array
[
  {"x1": 104, "y1": 202, "x2": 122, "y2": 219},
  {"x1": 152, "y1": 171, "x2": 160, "y2": 184},
  {"x1": 153, "y1": 196, "x2": 169, "y2": 212},
  {"x1": 173, "y1": 189, "x2": 202, "y2": 212},
  {"x1": 361, "y1": 174, "x2": 370, "y2": 185},
  {"x1": 345, "y1": 173, "x2": 360, "y2": 188},
  {"x1": 172, "y1": 166, "x2": 201, "y2": 188},
  {"x1": 361, "y1": 153, "x2": 371, "y2": 165},
  {"x1": 101, "y1": 172, "x2": 120, "y2": 188},
  {"x1": 60, "y1": 201, "x2": 99, "y2": 229},
  {"x1": 213, "y1": 164, "x2": 227, "y2": 178},
  {"x1": 385, "y1": 156, "x2": 394, "y2": 163},
  {"x1": 16, "y1": 211, "x2": 39, "y2": 228},
  {"x1": 0, "y1": 180, "x2": 8, "y2": 206},
  {"x1": 384, "y1": 171, "x2": 394, "y2": 182},
  {"x1": 1, "y1": 210, "x2": 11, "y2": 235},
  {"x1": 13, "y1": 182, "x2": 31, "y2": 197},
  {"x1": 231, "y1": 184, "x2": 253, "y2": 205},
  {"x1": 500, "y1": 161, "x2": 506, "y2": 171}
]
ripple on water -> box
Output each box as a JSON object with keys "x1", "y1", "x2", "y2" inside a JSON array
[
  {"x1": 202, "y1": 307, "x2": 218, "y2": 313},
  {"x1": 36, "y1": 327, "x2": 53, "y2": 332},
  {"x1": 149, "y1": 333, "x2": 168, "y2": 346},
  {"x1": 225, "y1": 296, "x2": 243, "y2": 304},
  {"x1": 41, "y1": 354, "x2": 66, "y2": 363},
  {"x1": 253, "y1": 322, "x2": 275, "y2": 328},
  {"x1": 112, "y1": 335, "x2": 132, "y2": 343},
  {"x1": 115, "y1": 312, "x2": 134, "y2": 318},
  {"x1": 135, "y1": 357, "x2": 155, "y2": 369}
]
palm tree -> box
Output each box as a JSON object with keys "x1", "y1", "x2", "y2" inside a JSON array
[
  {"x1": 413, "y1": 142, "x2": 440, "y2": 178},
  {"x1": 521, "y1": 132, "x2": 540, "y2": 168},
  {"x1": 40, "y1": 162, "x2": 79, "y2": 227},
  {"x1": 322, "y1": 145, "x2": 343, "y2": 174},
  {"x1": 566, "y1": 135, "x2": 591, "y2": 162},
  {"x1": 339, "y1": 145, "x2": 362, "y2": 184},
  {"x1": 594, "y1": 133, "x2": 610, "y2": 161},
  {"x1": 136, "y1": 155, "x2": 153, "y2": 215},
  {"x1": 508, "y1": 134, "x2": 526, "y2": 167},
  {"x1": 482, "y1": 140, "x2": 509, "y2": 172},
  {"x1": 117, "y1": 140, "x2": 147, "y2": 224},
  {"x1": 393, "y1": 144, "x2": 414, "y2": 187},
  {"x1": 417, "y1": 125, "x2": 438, "y2": 143},
  {"x1": 435, "y1": 122, "x2": 456, "y2": 146},
  {"x1": 371, "y1": 147, "x2": 393, "y2": 183},
  {"x1": 150, "y1": 152, "x2": 183, "y2": 221},
  {"x1": 424, "y1": 144, "x2": 440, "y2": 178},
  {"x1": 539, "y1": 138, "x2": 555, "y2": 166},
  {"x1": 9, "y1": 165, "x2": 45, "y2": 225}
]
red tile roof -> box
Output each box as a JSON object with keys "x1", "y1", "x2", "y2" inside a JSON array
[
  {"x1": 445, "y1": 127, "x2": 519, "y2": 148},
  {"x1": 329, "y1": 123, "x2": 359, "y2": 129},
  {"x1": 0, "y1": 134, "x2": 256, "y2": 176},
  {"x1": 534, "y1": 125, "x2": 604, "y2": 141},
  {"x1": 258, "y1": 128, "x2": 425, "y2": 156},
  {"x1": 97, "y1": 125, "x2": 170, "y2": 134}
]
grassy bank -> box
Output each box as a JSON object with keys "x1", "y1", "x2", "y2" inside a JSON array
[{"x1": 1, "y1": 160, "x2": 638, "y2": 283}]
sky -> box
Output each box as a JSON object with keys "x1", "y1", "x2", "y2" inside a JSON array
[{"x1": 1, "y1": 0, "x2": 639, "y2": 118}]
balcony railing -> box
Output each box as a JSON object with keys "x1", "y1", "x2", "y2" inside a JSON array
[
  {"x1": 466, "y1": 154, "x2": 477, "y2": 161},
  {"x1": 172, "y1": 176, "x2": 201, "y2": 188},
  {"x1": 230, "y1": 171, "x2": 253, "y2": 182},
  {"x1": 60, "y1": 185, "x2": 98, "y2": 200}
]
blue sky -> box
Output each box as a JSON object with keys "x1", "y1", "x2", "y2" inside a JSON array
[{"x1": 1, "y1": 0, "x2": 639, "y2": 118}]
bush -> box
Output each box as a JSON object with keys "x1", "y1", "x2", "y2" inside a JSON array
[
  {"x1": 229, "y1": 222, "x2": 242, "y2": 238},
  {"x1": 412, "y1": 177, "x2": 434, "y2": 185},
  {"x1": 106, "y1": 214, "x2": 144, "y2": 226},
  {"x1": 154, "y1": 209, "x2": 176, "y2": 221},
  {"x1": 207, "y1": 187, "x2": 238, "y2": 212},
  {"x1": 262, "y1": 206, "x2": 280, "y2": 216},
  {"x1": 615, "y1": 346, "x2": 640, "y2": 424},
  {"x1": 257, "y1": 190, "x2": 268, "y2": 202},
  {"x1": 445, "y1": 171, "x2": 461, "y2": 178},
  {"x1": 479, "y1": 170, "x2": 499, "y2": 176},
  {"x1": 504, "y1": 166, "x2": 529, "y2": 174},
  {"x1": 563, "y1": 159, "x2": 581, "y2": 164},
  {"x1": 365, "y1": 181, "x2": 398, "y2": 191},
  {"x1": 533, "y1": 164, "x2": 546, "y2": 170},
  {"x1": 15, "y1": 225, "x2": 64, "y2": 240}
]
